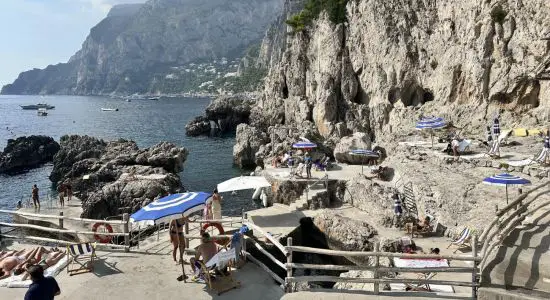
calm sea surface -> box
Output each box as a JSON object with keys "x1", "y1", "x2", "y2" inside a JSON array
[{"x1": 0, "y1": 95, "x2": 259, "y2": 222}]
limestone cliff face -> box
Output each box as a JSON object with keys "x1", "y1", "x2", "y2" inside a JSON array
[
  {"x1": 250, "y1": 0, "x2": 550, "y2": 147},
  {"x1": 1, "y1": 0, "x2": 283, "y2": 95}
]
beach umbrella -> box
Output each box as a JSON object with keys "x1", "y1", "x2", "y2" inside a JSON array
[
  {"x1": 415, "y1": 116, "x2": 446, "y2": 148},
  {"x1": 482, "y1": 173, "x2": 531, "y2": 204},
  {"x1": 217, "y1": 176, "x2": 271, "y2": 193},
  {"x1": 130, "y1": 192, "x2": 211, "y2": 226},
  {"x1": 349, "y1": 149, "x2": 380, "y2": 174}
]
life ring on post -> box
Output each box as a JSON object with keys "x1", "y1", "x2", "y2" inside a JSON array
[
  {"x1": 202, "y1": 222, "x2": 226, "y2": 245},
  {"x1": 92, "y1": 222, "x2": 113, "y2": 243}
]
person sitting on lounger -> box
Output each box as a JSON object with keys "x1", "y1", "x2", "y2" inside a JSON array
[
  {"x1": 405, "y1": 216, "x2": 431, "y2": 234},
  {"x1": 190, "y1": 232, "x2": 218, "y2": 277}
]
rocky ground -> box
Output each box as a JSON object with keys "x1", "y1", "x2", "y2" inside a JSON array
[
  {"x1": 50, "y1": 135, "x2": 188, "y2": 219},
  {"x1": 0, "y1": 135, "x2": 60, "y2": 174}
]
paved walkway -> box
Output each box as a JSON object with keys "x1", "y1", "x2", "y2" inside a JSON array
[{"x1": 282, "y1": 290, "x2": 471, "y2": 300}]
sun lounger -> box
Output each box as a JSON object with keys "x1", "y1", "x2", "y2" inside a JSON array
[
  {"x1": 197, "y1": 248, "x2": 241, "y2": 295},
  {"x1": 67, "y1": 242, "x2": 97, "y2": 276},
  {"x1": 446, "y1": 228, "x2": 472, "y2": 253}
]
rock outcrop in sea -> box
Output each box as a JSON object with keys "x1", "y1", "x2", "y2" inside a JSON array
[
  {"x1": 50, "y1": 135, "x2": 188, "y2": 219},
  {"x1": 0, "y1": 136, "x2": 60, "y2": 174},
  {"x1": 186, "y1": 93, "x2": 258, "y2": 136}
]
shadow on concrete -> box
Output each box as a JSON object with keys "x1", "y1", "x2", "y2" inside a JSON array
[
  {"x1": 92, "y1": 259, "x2": 124, "y2": 277},
  {"x1": 481, "y1": 209, "x2": 550, "y2": 292},
  {"x1": 249, "y1": 211, "x2": 307, "y2": 229}
]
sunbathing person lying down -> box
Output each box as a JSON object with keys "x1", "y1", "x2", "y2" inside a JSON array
[{"x1": 0, "y1": 247, "x2": 64, "y2": 280}]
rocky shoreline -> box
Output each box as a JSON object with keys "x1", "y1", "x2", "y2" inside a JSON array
[
  {"x1": 49, "y1": 135, "x2": 188, "y2": 219},
  {"x1": 0, "y1": 136, "x2": 60, "y2": 174}
]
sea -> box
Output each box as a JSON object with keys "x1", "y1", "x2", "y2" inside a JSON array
[{"x1": 0, "y1": 95, "x2": 260, "y2": 222}]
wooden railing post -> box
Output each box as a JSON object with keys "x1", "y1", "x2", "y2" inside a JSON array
[
  {"x1": 472, "y1": 235, "x2": 478, "y2": 299},
  {"x1": 58, "y1": 211, "x2": 64, "y2": 229},
  {"x1": 286, "y1": 237, "x2": 293, "y2": 293},
  {"x1": 374, "y1": 242, "x2": 380, "y2": 294},
  {"x1": 58, "y1": 211, "x2": 64, "y2": 241},
  {"x1": 123, "y1": 213, "x2": 129, "y2": 252}
]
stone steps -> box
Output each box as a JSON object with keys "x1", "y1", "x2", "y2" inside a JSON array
[
  {"x1": 481, "y1": 206, "x2": 550, "y2": 296},
  {"x1": 288, "y1": 182, "x2": 327, "y2": 211}
]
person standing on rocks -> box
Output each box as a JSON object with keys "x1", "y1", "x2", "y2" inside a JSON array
[
  {"x1": 31, "y1": 185, "x2": 40, "y2": 210},
  {"x1": 211, "y1": 189, "x2": 222, "y2": 220},
  {"x1": 304, "y1": 152, "x2": 313, "y2": 179},
  {"x1": 57, "y1": 184, "x2": 65, "y2": 208},
  {"x1": 65, "y1": 183, "x2": 72, "y2": 203}
]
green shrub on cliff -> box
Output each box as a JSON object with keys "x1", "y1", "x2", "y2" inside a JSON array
[{"x1": 286, "y1": 0, "x2": 348, "y2": 31}]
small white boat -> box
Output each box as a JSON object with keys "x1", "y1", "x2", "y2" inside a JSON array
[
  {"x1": 37, "y1": 108, "x2": 48, "y2": 116},
  {"x1": 101, "y1": 108, "x2": 119, "y2": 112}
]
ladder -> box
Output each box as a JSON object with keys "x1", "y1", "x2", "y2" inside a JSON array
[{"x1": 402, "y1": 182, "x2": 418, "y2": 219}]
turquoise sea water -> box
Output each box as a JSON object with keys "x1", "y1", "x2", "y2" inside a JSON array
[{"x1": 0, "y1": 95, "x2": 259, "y2": 222}]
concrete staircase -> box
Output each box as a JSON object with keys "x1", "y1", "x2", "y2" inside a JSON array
[
  {"x1": 481, "y1": 203, "x2": 550, "y2": 298},
  {"x1": 289, "y1": 181, "x2": 327, "y2": 211}
]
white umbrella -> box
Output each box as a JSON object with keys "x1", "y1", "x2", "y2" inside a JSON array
[{"x1": 217, "y1": 176, "x2": 271, "y2": 193}]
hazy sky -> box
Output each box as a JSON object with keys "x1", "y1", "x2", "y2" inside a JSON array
[{"x1": 0, "y1": 0, "x2": 146, "y2": 87}]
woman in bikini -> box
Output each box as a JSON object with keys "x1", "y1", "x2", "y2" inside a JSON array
[
  {"x1": 169, "y1": 217, "x2": 188, "y2": 264},
  {"x1": 18, "y1": 250, "x2": 66, "y2": 280}
]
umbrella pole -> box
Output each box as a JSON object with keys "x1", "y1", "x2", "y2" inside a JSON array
[
  {"x1": 506, "y1": 185, "x2": 509, "y2": 205},
  {"x1": 431, "y1": 133, "x2": 434, "y2": 148}
]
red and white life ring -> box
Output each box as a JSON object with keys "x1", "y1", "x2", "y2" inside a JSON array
[
  {"x1": 202, "y1": 222, "x2": 226, "y2": 245},
  {"x1": 92, "y1": 222, "x2": 113, "y2": 243}
]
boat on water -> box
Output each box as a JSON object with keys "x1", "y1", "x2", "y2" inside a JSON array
[
  {"x1": 20, "y1": 103, "x2": 55, "y2": 110},
  {"x1": 101, "y1": 108, "x2": 119, "y2": 112},
  {"x1": 148, "y1": 97, "x2": 160, "y2": 101},
  {"x1": 37, "y1": 108, "x2": 48, "y2": 116}
]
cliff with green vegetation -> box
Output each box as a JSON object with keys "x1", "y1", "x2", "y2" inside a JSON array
[{"x1": 1, "y1": 0, "x2": 282, "y2": 95}]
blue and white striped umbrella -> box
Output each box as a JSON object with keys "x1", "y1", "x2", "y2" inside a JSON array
[
  {"x1": 349, "y1": 149, "x2": 380, "y2": 158},
  {"x1": 130, "y1": 192, "x2": 211, "y2": 226},
  {"x1": 415, "y1": 116, "x2": 446, "y2": 147},
  {"x1": 483, "y1": 173, "x2": 531, "y2": 204},
  {"x1": 292, "y1": 141, "x2": 317, "y2": 149},
  {"x1": 349, "y1": 149, "x2": 379, "y2": 174},
  {"x1": 415, "y1": 117, "x2": 446, "y2": 130}
]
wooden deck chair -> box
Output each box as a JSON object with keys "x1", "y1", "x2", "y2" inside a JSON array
[
  {"x1": 67, "y1": 242, "x2": 97, "y2": 276},
  {"x1": 446, "y1": 228, "x2": 471, "y2": 253},
  {"x1": 403, "y1": 272, "x2": 437, "y2": 292},
  {"x1": 197, "y1": 248, "x2": 241, "y2": 295}
]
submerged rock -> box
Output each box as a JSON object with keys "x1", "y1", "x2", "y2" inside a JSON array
[
  {"x1": 0, "y1": 136, "x2": 60, "y2": 174},
  {"x1": 49, "y1": 135, "x2": 188, "y2": 219}
]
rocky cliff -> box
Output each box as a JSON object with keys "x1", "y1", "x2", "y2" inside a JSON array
[
  {"x1": 234, "y1": 0, "x2": 550, "y2": 167},
  {"x1": 1, "y1": 0, "x2": 283, "y2": 95}
]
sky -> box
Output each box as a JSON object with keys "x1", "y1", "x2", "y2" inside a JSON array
[{"x1": 0, "y1": 0, "x2": 146, "y2": 87}]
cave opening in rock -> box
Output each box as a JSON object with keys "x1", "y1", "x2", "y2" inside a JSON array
[
  {"x1": 282, "y1": 78, "x2": 289, "y2": 99},
  {"x1": 399, "y1": 82, "x2": 434, "y2": 107}
]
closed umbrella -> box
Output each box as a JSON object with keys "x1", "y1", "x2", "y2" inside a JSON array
[
  {"x1": 130, "y1": 192, "x2": 211, "y2": 226},
  {"x1": 416, "y1": 116, "x2": 446, "y2": 148},
  {"x1": 292, "y1": 141, "x2": 317, "y2": 149},
  {"x1": 349, "y1": 149, "x2": 379, "y2": 174},
  {"x1": 483, "y1": 173, "x2": 531, "y2": 204}
]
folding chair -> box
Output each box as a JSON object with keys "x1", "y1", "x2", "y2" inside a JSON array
[
  {"x1": 67, "y1": 242, "x2": 97, "y2": 276},
  {"x1": 446, "y1": 228, "x2": 471, "y2": 253},
  {"x1": 196, "y1": 249, "x2": 241, "y2": 295}
]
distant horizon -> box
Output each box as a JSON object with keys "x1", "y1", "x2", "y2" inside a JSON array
[{"x1": 0, "y1": 0, "x2": 147, "y2": 88}]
